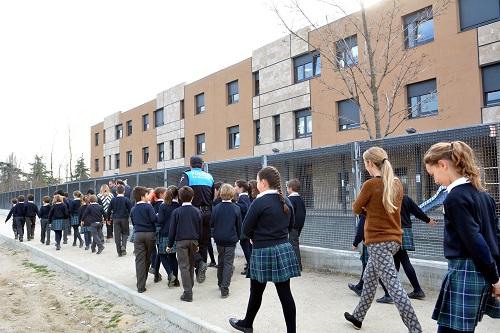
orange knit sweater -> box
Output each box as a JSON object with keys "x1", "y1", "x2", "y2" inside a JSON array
[{"x1": 352, "y1": 177, "x2": 403, "y2": 245}]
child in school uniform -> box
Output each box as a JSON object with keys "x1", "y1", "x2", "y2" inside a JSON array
[
  {"x1": 211, "y1": 183, "x2": 242, "y2": 298},
  {"x1": 79, "y1": 196, "x2": 91, "y2": 250},
  {"x1": 13, "y1": 195, "x2": 26, "y2": 242},
  {"x1": 229, "y1": 166, "x2": 300, "y2": 333},
  {"x1": 23, "y1": 194, "x2": 39, "y2": 241},
  {"x1": 38, "y1": 196, "x2": 51, "y2": 245},
  {"x1": 48, "y1": 194, "x2": 69, "y2": 250},
  {"x1": 151, "y1": 187, "x2": 167, "y2": 281},
  {"x1": 130, "y1": 186, "x2": 157, "y2": 293},
  {"x1": 81, "y1": 195, "x2": 106, "y2": 254},
  {"x1": 69, "y1": 191, "x2": 84, "y2": 248},
  {"x1": 286, "y1": 178, "x2": 306, "y2": 271},
  {"x1": 5, "y1": 198, "x2": 18, "y2": 239},
  {"x1": 107, "y1": 184, "x2": 132, "y2": 257},
  {"x1": 155, "y1": 185, "x2": 181, "y2": 287},
  {"x1": 167, "y1": 186, "x2": 202, "y2": 302},
  {"x1": 424, "y1": 141, "x2": 500, "y2": 332},
  {"x1": 234, "y1": 179, "x2": 251, "y2": 275}
]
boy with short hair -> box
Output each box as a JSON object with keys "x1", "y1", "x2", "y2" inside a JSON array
[
  {"x1": 167, "y1": 186, "x2": 202, "y2": 302},
  {"x1": 24, "y1": 194, "x2": 39, "y2": 241},
  {"x1": 13, "y1": 195, "x2": 26, "y2": 242},
  {"x1": 107, "y1": 184, "x2": 133, "y2": 257},
  {"x1": 38, "y1": 196, "x2": 52, "y2": 245},
  {"x1": 5, "y1": 198, "x2": 18, "y2": 239},
  {"x1": 287, "y1": 178, "x2": 306, "y2": 270},
  {"x1": 82, "y1": 195, "x2": 106, "y2": 254}
]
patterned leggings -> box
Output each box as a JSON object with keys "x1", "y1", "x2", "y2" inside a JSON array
[{"x1": 352, "y1": 241, "x2": 422, "y2": 333}]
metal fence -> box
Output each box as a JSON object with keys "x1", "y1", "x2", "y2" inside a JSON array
[{"x1": 2, "y1": 123, "x2": 499, "y2": 261}]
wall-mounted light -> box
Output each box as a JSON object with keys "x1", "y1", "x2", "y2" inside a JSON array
[
  {"x1": 272, "y1": 148, "x2": 280, "y2": 154},
  {"x1": 405, "y1": 127, "x2": 417, "y2": 134}
]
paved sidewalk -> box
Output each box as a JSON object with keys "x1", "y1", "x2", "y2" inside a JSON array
[{"x1": 0, "y1": 210, "x2": 496, "y2": 332}]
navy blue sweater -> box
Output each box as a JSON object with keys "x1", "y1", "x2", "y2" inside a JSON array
[
  {"x1": 288, "y1": 194, "x2": 306, "y2": 229},
  {"x1": 5, "y1": 206, "x2": 16, "y2": 222},
  {"x1": 353, "y1": 215, "x2": 366, "y2": 247},
  {"x1": 106, "y1": 195, "x2": 132, "y2": 220},
  {"x1": 157, "y1": 201, "x2": 180, "y2": 237},
  {"x1": 168, "y1": 204, "x2": 202, "y2": 247},
  {"x1": 400, "y1": 195, "x2": 430, "y2": 228},
  {"x1": 13, "y1": 202, "x2": 25, "y2": 218},
  {"x1": 81, "y1": 203, "x2": 105, "y2": 223},
  {"x1": 78, "y1": 205, "x2": 90, "y2": 226},
  {"x1": 243, "y1": 193, "x2": 294, "y2": 249},
  {"x1": 23, "y1": 201, "x2": 39, "y2": 218},
  {"x1": 211, "y1": 201, "x2": 242, "y2": 247},
  {"x1": 443, "y1": 183, "x2": 500, "y2": 284},
  {"x1": 130, "y1": 202, "x2": 157, "y2": 232},
  {"x1": 48, "y1": 203, "x2": 69, "y2": 222},
  {"x1": 38, "y1": 204, "x2": 51, "y2": 219},
  {"x1": 69, "y1": 199, "x2": 81, "y2": 217},
  {"x1": 235, "y1": 194, "x2": 251, "y2": 220}
]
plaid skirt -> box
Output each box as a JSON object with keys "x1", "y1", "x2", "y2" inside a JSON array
[
  {"x1": 158, "y1": 236, "x2": 176, "y2": 254},
  {"x1": 51, "y1": 219, "x2": 66, "y2": 231},
  {"x1": 432, "y1": 259, "x2": 500, "y2": 331},
  {"x1": 80, "y1": 226, "x2": 91, "y2": 233},
  {"x1": 401, "y1": 227, "x2": 415, "y2": 251},
  {"x1": 249, "y1": 242, "x2": 301, "y2": 283},
  {"x1": 360, "y1": 244, "x2": 369, "y2": 264},
  {"x1": 71, "y1": 215, "x2": 80, "y2": 226}
]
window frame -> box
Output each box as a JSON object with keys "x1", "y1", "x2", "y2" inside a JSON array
[
  {"x1": 94, "y1": 158, "x2": 99, "y2": 172},
  {"x1": 274, "y1": 115, "x2": 281, "y2": 142},
  {"x1": 195, "y1": 93, "x2": 205, "y2": 115},
  {"x1": 228, "y1": 80, "x2": 239, "y2": 105},
  {"x1": 115, "y1": 124, "x2": 123, "y2": 140},
  {"x1": 407, "y1": 79, "x2": 438, "y2": 119},
  {"x1": 294, "y1": 52, "x2": 321, "y2": 83},
  {"x1": 254, "y1": 71, "x2": 260, "y2": 96},
  {"x1": 143, "y1": 147, "x2": 150, "y2": 164},
  {"x1": 180, "y1": 100, "x2": 185, "y2": 119},
  {"x1": 482, "y1": 63, "x2": 500, "y2": 107},
  {"x1": 154, "y1": 108, "x2": 164, "y2": 127},
  {"x1": 142, "y1": 114, "x2": 149, "y2": 131},
  {"x1": 196, "y1": 134, "x2": 206, "y2": 155},
  {"x1": 404, "y1": 6, "x2": 434, "y2": 49},
  {"x1": 95, "y1": 133, "x2": 99, "y2": 146},
  {"x1": 115, "y1": 153, "x2": 120, "y2": 169},
  {"x1": 127, "y1": 120, "x2": 132, "y2": 136},
  {"x1": 170, "y1": 140, "x2": 175, "y2": 160},
  {"x1": 255, "y1": 120, "x2": 261, "y2": 145},
  {"x1": 338, "y1": 99, "x2": 361, "y2": 131},
  {"x1": 295, "y1": 109, "x2": 312, "y2": 138},
  {"x1": 126, "y1": 151, "x2": 132, "y2": 167},
  {"x1": 158, "y1": 143, "x2": 165, "y2": 162},
  {"x1": 228, "y1": 125, "x2": 240, "y2": 149},
  {"x1": 336, "y1": 35, "x2": 358, "y2": 69}
]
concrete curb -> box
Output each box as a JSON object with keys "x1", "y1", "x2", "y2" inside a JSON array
[{"x1": 0, "y1": 234, "x2": 229, "y2": 333}]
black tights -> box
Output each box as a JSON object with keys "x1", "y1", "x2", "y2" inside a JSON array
[
  {"x1": 241, "y1": 279, "x2": 296, "y2": 333},
  {"x1": 394, "y1": 249, "x2": 422, "y2": 293},
  {"x1": 438, "y1": 326, "x2": 473, "y2": 333}
]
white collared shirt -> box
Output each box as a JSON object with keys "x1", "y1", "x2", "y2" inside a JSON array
[
  {"x1": 288, "y1": 192, "x2": 299, "y2": 197},
  {"x1": 222, "y1": 200, "x2": 232, "y2": 203},
  {"x1": 256, "y1": 189, "x2": 279, "y2": 198},
  {"x1": 182, "y1": 202, "x2": 193, "y2": 206},
  {"x1": 239, "y1": 192, "x2": 249, "y2": 197},
  {"x1": 446, "y1": 177, "x2": 469, "y2": 194}
]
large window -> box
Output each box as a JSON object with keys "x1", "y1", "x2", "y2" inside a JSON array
[
  {"x1": 127, "y1": 120, "x2": 132, "y2": 136},
  {"x1": 404, "y1": 6, "x2": 434, "y2": 49},
  {"x1": 336, "y1": 35, "x2": 358, "y2": 69},
  {"x1": 407, "y1": 79, "x2": 438, "y2": 118},
  {"x1": 196, "y1": 93, "x2": 205, "y2": 115},
  {"x1": 294, "y1": 52, "x2": 321, "y2": 83},
  {"x1": 274, "y1": 115, "x2": 280, "y2": 142},
  {"x1": 95, "y1": 133, "x2": 99, "y2": 146},
  {"x1": 338, "y1": 99, "x2": 360, "y2": 130},
  {"x1": 295, "y1": 109, "x2": 312, "y2": 138},
  {"x1": 143, "y1": 147, "x2": 149, "y2": 164},
  {"x1": 115, "y1": 153, "x2": 120, "y2": 169},
  {"x1": 254, "y1": 71, "x2": 260, "y2": 96},
  {"x1": 228, "y1": 80, "x2": 239, "y2": 105},
  {"x1": 255, "y1": 120, "x2": 261, "y2": 145},
  {"x1": 228, "y1": 126, "x2": 240, "y2": 149},
  {"x1": 196, "y1": 134, "x2": 205, "y2": 155},
  {"x1": 115, "y1": 124, "x2": 123, "y2": 140},
  {"x1": 459, "y1": 0, "x2": 500, "y2": 31},
  {"x1": 126, "y1": 151, "x2": 132, "y2": 167},
  {"x1": 483, "y1": 63, "x2": 500, "y2": 106},
  {"x1": 94, "y1": 158, "x2": 99, "y2": 172},
  {"x1": 154, "y1": 108, "x2": 164, "y2": 127},
  {"x1": 158, "y1": 143, "x2": 165, "y2": 162},
  {"x1": 143, "y1": 114, "x2": 149, "y2": 131}
]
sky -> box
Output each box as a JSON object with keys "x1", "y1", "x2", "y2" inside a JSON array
[{"x1": 0, "y1": 0, "x2": 376, "y2": 178}]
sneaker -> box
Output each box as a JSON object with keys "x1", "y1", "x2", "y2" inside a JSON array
[
  {"x1": 348, "y1": 283, "x2": 362, "y2": 296},
  {"x1": 148, "y1": 267, "x2": 155, "y2": 275},
  {"x1": 173, "y1": 278, "x2": 180, "y2": 287},
  {"x1": 79, "y1": 240, "x2": 83, "y2": 248},
  {"x1": 40, "y1": 240, "x2": 45, "y2": 244},
  {"x1": 56, "y1": 245, "x2": 61, "y2": 250},
  {"x1": 180, "y1": 293, "x2": 193, "y2": 302},
  {"x1": 85, "y1": 246, "x2": 89, "y2": 250},
  {"x1": 376, "y1": 295, "x2": 394, "y2": 304},
  {"x1": 72, "y1": 242, "x2": 77, "y2": 247},
  {"x1": 138, "y1": 287, "x2": 147, "y2": 293},
  {"x1": 208, "y1": 262, "x2": 217, "y2": 268},
  {"x1": 91, "y1": 248, "x2": 96, "y2": 253},
  {"x1": 196, "y1": 261, "x2": 208, "y2": 284},
  {"x1": 221, "y1": 290, "x2": 229, "y2": 299},
  {"x1": 241, "y1": 263, "x2": 248, "y2": 275},
  {"x1": 63, "y1": 241, "x2": 67, "y2": 244},
  {"x1": 229, "y1": 318, "x2": 253, "y2": 333},
  {"x1": 97, "y1": 246, "x2": 105, "y2": 254},
  {"x1": 408, "y1": 290, "x2": 426, "y2": 300},
  {"x1": 344, "y1": 312, "x2": 362, "y2": 330},
  {"x1": 154, "y1": 273, "x2": 162, "y2": 283},
  {"x1": 167, "y1": 273, "x2": 175, "y2": 287},
  {"x1": 46, "y1": 242, "x2": 50, "y2": 246}
]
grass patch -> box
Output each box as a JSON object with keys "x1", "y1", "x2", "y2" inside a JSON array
[
  {"x1": 104, "y1": 311, "x2": 123, "y2": 329},
  {"x1": 22, "y1": 259, "x2": 53, "y2": 276}
]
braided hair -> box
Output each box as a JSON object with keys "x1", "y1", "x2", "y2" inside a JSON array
[{"x1": 257, "y1": 166, "x2": 289, "y2": 214}]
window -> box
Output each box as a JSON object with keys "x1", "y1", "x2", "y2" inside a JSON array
[
  {"x1": 94, "y1": 158, "x2": 99, "y2": 172},
  {"x1": 127, "y1": 120, "x2": 132, "y2": 136},
  {"x1": 143, "y1": 147, "x2": 149, "y2": 164},
  {"x1": 254, "y1": 72, "x2": 260, "y2": 96},
  {"x1": 180, "y1": 100, "x2": 185, "y2": 119},
  {"x1": 115, "y1": 124, "x2": 123, "y2": 140},
  {"x1": 95, "y1": 133, "x2": 99, "y2": 146},
  {"x1": 483, "y1": 63, "x2": 500, "y2": 106},
  {"x1": 158, "y1": 143, "x2": 165, "y2": 162},
  {"x1": 196, "y1": 134, "x2": 205, "y2": 155},
  {"x1": 255, "y1": 120, "x2": 261, "y2": 145},
  {"x1": 154, "y1": 108, "x2": 164, "y2": 127},
  {"x1": 228, "y1": 126, "x2": 240, "y2": 149},
  {"x1": 126, "y1": 151, "x2": 132, "y2": 167},
  {"x1": 181, "y1": 138, "x2": 185, "y2": 158},
  {"x1": 295, "y1": 109, "x2": 312, "y2": 138},
  {"x1": 115, "y1": 153, "x2": 120, "y2": 169},
  {"x1": 459, "y1": 0, "x2": 500, "y2": 31},
  {"x1": 338, "y1": 99, "x2": 360, "y2": 130},
  {"x1": 228, "y1": 80, "x2": 239, "y2": 105},
  {"x1": 108, "y1": 155, "x2": 111, "y2": 170},
  {"x1": 404, "y1": 7, "x2": 434, "y2": 49},
  {"x1": 336, "y1": 35, "x2": 358, "y2": 68},
  {"x1": 196, "y1": 93, "x2": 205, "y2": 114},
  {"x1": 407, "y1": 79, "x2": 438, "y2": 118},
  {"x1": 274, "y1": 115, "x2": 280, "y2": 142},
  {"x1": 143, "y1": 114, "x2": 149, "y2": 131},
  {"x1": 294, "y1": 52, "x2": 321, "y2": 83},
  {"x1": 103, "y1": 157, "x2": 106, "y2": 171},
  {"x1": 103, "y1": 130, "x2": 106, "y2": 143},
  {"x1": 170, "y1": 140, "x2": 174, "y2": 160}
]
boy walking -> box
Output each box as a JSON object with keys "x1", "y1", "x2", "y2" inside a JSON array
[
  {"x1": 38, "y1": 196, "x2": 52, "y2": 245},
  {"x1": 23, "y1": 194, "x2": 38, "y2": 241},
  {"x1": 5, "y1": 198, "x2": 18, "y2": 239},
  {"x1": 82, "y1": 195, "x2": 106, "y2": 254},
  {"x1": 287, "y1": 178, "x2": 306, "y2": 270},
  {"x1": 210, "y1": 184, "x2": 242, "y2": 298},
  {"x1": 167, "y1": 186, "x2": 202, "y2": 302},
  {"x1": 107, "y1": 184, "x2": 133, "y2": 257}
]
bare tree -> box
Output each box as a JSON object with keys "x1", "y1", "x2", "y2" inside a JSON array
[{"x1": 273, "y1": 0, "x2": 452, "y2": 138}]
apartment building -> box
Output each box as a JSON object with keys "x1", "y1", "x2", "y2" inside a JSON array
[{"x1": 90, "y1": 0, "x2": 500, "y2": 178}]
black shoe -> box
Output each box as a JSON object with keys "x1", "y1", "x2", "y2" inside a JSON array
[
  {"x1": 344, "y1": 312, "x2": 362, "y2": 330},
  {"x1": 79, "y1": 240, "x2": 83, "y2": 248},
  {"x1": 241, "y1": 263, "x2": 248, "y2": 275},
  {"x1": 196, "y1": 261, "x2": 207, "y2": 284},
  {"x1": 138, "y1": 287, "x2": 146, "y2": 293},
  {"x1": 376, "y1": 295, "x2": 394, "y2": 304},
  {"x1": 167, "y1": 273, "x2": 175, "y2": 287},
  {"x1": 122, "y1": 250, "x2": 127, "y2": 256},
  {"x1": 229, "y1": 318, "x2": 253, "y2": 333},
  {"x1": 348, "y1": 283, "x2": 362, "y2": 296},
  {"x1": 154, "y1": 274, "x2": 162, "y2": 283},
  {"x1": 118, "y1": 253, "x2": 122, "y2": 257},
  {"x1": 221, "y1": 290, "x2": 229, "y2": 299},
  {"x1": 63, "y1": 240, "x2": 67, "y2": 244},
  {"x1": 180, "y1": 293, "x2": 192, "y2": 302},
  {"x1": 97, "y1": 246, "x2": 105, "y2": 254},
  {"x1": 19, "y1": 238, "x2": 23, "y2": 242},
  {"x1": 91, "y1": 248, "x2": 96, "y2": 253},
  {"x1": 46, "y1": 242, "x2": 50, "y2": 246},
  {"x1": 208, "y1": 262, "x2": 217, "y2": 268},
  {"x1": 41, "y1": 240, "x2": 45, "y2": 244},
  {"x1": 56, "y1": 245, "x2": 61, "y2": 250},
  {"x1": 121, "y1": 246, "x2": 126, "y2": 255},
  {"x1": 85, "y1": 246, "x2": 89, "y2": 250},
  {"x1": 173, "y1": 279, "x2": 180, "y2": 287},
  {"x1": 72, "y1": 242, "x2": 77, "y2": 247},
  {"x1": 149, "y1": 267, "x2": 155, "y2": 275},
  {"x1": 408, "y1": 290, "x2": 426, "y2": 299}
]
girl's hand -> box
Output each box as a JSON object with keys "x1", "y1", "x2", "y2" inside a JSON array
[
  {"x1": 352, "y1": 245, "x2": 357, "y2": 250},
  {"x1": 428, "y1": 218, "x2": 437, "y2": 227},
  {"x1": 166, "y1": 247, "x2": 171, "y2": 252},
  {"x1": 492, "y1": 280, "x2": 500, "y2": 301}
]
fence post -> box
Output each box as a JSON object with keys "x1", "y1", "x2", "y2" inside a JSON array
[
  {"x1": 352, "y1": 141, "x2": 362, "y2": 200},
  {"x1": 261, "y1": 155, "x2": 267, "y2": 168},
  {"x1": 164, "y1": 168, "x2": 168, "y2": 187}
]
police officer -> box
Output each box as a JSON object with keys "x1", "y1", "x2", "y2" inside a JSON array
[{"x1": 179, "y1": 156, "x2": 215, "y2": 283}]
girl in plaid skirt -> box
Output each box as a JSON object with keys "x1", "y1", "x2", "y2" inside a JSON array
[
  {"x1": 424, "y1": 141, "x2": 500, "y2": 332},
  {"x1": 69, "y1": 191, "x2": 84, "y2": 248},
  {"x1": 229, "y1": 166, "x2": 300, "y2": 333},
  {"x1": 48, "y1": 194, "x2": 70, "y2": 250}
]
